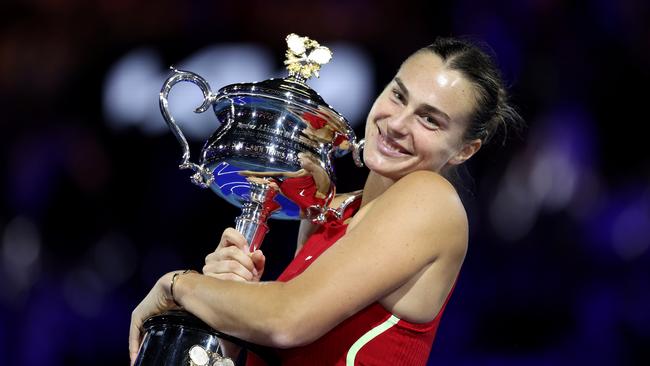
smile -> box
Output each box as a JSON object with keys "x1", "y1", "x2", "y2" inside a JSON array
[{"x1": 377, "y1": 126, "x2": 411, "y2": 157}]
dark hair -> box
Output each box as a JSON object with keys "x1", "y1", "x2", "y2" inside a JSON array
[{"x1": 421, "y1": 37, "x2": 523, "y2": 145}]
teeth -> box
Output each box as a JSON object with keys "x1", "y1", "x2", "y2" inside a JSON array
[
  {"x1": 386, "y1": 140, "x2": 401, "y2": 152},
  {"x1": 376, "y1": 125, "x2": 409, "y2": 154},
  {"x1": 381, "y1": 134, "x2": 407, "y2": 154}
]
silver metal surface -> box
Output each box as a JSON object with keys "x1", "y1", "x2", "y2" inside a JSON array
[
  {"x1": 159, "y1": 67, "x2": 216, "y2": 188},
  {"x1": 352, "y1": 139, "x2": 365, "y2": 168},
  {"x1": 134, "y1": 311, "x2": 274, "y2": 366},
  {"x1": 158, "y1": 67, "x2": 358, "y2": 223},
  {"x1": 145, "y1": 34, "x2": 360, "y2": 365},
  {"x1": 233, "y1": 180, "x2": 278, "y2": 251}
]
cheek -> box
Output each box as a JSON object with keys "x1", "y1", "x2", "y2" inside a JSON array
[
  {"x1": 414, "y1": 135, "x2": 456, "y2": 164},
  {"x1": 364, "y1": 101, "x2": 389, "y2": 138},
  {"x1": 363, "y1": 105, "x2": 379, "y2": 135},
  {"x1": 364, "y1": 117, "x2": 374, "y2": 137},
  {"x1": 366, "y1": 93, "x2": 395, "y2": 120}
]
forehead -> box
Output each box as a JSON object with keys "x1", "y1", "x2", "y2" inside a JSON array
[{"x1": 396, "y1": 51, "x2": 476, "y2": 124}]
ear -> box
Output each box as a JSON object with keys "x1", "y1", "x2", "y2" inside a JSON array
[{"x1": 448, "y1": 139, "x2": 482, "y2": 166}]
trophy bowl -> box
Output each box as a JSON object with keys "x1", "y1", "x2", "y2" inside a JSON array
[
  {"x1": 159, "y1": 34, "x2": 363, "y2": 251},
  {"x1": 199, "y1": 75, "x2": 354, "y2": 218}
]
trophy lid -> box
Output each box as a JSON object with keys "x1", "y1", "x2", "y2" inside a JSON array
[{"x1": 211, "y1": 34, "x2": 353, "y2": 155}]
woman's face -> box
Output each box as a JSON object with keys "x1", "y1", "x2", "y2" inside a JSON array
[{"x1": 363, "y1": 51, "x2": 481, "y2": 182}]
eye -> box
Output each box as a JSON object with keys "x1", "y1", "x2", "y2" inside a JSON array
[
  {"x1": 420, "y1": 115, "x2": 440, "y2": 129},
  {"x1": 391, "y1": 88, "x2": 405, "y2": 103}
]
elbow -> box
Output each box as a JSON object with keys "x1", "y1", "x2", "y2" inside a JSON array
[
  {"x1": 265, "y1": 313, "x2": 308, "y2": 349},
  {"x1": 267, "y1": 324, "x2": 300, "y2": 349},
  {"x1": 264, "y1": 301, "x2": 319, "y2": 349}
]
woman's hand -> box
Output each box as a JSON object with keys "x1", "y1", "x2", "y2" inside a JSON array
[
  {"x1": 203, "y1": 228, "x2": 266, "y2": 359},
  {"x1": 203, "y1": 228, "x2": 265, "y2": 282},
  {"x1": 129, "y1": 272, "x2": 178, "y2": 365}
]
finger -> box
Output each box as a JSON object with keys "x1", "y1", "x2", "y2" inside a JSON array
[
  {"x1": 204, "y1": 272, "x2": 253, "y2": 282},
  {"x1": 250, "y1": 250, "x2": 266, "y2": 280},
  {"x1": 206, "y1": 246, "x2": 256, "y2": 272},
  {"x1": 129, "y1": 313, "x2": 143, "y2": 365},
  {"x1": 203, "y1": 260, "x2": 254, "y2": 281},
  {"x1": 218, "y1": 228, "x2": 249, "y2": 251},
  {"x1": 204, "y1": 272, "x2": 250, "y2": 282}
]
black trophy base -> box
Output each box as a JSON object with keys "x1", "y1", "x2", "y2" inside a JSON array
[
  {"x1": 134, "y1": 310, "x2": 278, "y2": 366},
  {"x1": 134, "y1": 310, "x2": 222, "y2": 365}
]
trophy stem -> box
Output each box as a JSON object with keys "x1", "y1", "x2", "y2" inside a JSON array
[{"x1": 235, "y1": 180, "x2": 280, "y2": 252}]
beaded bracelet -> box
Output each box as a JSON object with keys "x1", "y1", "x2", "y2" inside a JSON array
[{"x1": 170, "y1": 269, "x2": 196, "y2": 307}]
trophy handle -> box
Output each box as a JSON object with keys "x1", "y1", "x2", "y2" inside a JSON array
[
  {"x1": 159, "y1": 67, "x2": 217, "y2": 188},
  {"x1": 352, "y1": 139, "x2": 365, "y2": 167}
]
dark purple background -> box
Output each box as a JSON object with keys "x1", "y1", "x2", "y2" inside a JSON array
[{"x1": 1, "y1": 0, "x2": 649, "y2": 365}]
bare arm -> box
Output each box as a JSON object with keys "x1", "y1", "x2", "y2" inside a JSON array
[
  {"x1": 131, "y1": 171, "x2": 468, "y2": 357},
  {"x1": 177, "y1": 171, "x2": 466, "y2": 340}
]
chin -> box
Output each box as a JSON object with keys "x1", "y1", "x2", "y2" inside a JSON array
[{"x1": 364, "y1": 154, "x2": 407, "y2": 182}]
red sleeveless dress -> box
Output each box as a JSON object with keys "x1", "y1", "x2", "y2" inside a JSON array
[{"x1": 249, "y1": 195, "x2": 454, "y2": 365}]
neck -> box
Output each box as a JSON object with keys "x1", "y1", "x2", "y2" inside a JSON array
[{"x1": 360, "y1": 171, "x2": 397, "y2": 208}]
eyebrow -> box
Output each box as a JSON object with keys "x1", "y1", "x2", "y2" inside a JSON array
[{"x1": 394, "y1": 77, "x2": 451, "y2": 124}]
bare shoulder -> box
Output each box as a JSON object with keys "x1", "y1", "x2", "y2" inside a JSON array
[
  {"x1": 356, "y1": 170, "x2": 468, "y2": 259},
  {"x1": 282, "y1": 173, "x2": 468, "y2": 337},
  {"x1": 389, "y1": 169, "x2": 458, "y2": 196},
  {"x1": 381, "y1": 171, "x2": 466, "y2": 224}
]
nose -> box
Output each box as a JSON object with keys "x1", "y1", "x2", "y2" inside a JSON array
[{"x1": 385, "y1": 110, "x2": 410, "y2": 138}]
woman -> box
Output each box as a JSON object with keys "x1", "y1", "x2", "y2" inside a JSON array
[{"x1": 129, "y1": 37, "x2": 522, "y2": 365}]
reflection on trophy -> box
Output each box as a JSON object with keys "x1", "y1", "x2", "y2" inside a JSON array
[{"x1": 133, "y1": 34, "x2": 363, "y2": 365}]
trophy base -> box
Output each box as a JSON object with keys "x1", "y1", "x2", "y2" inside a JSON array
[
  {"x1": 134, "y1": 310, "x2": 278, "y2": 366},
  {"x1": 134, "y1": 310, "x2": 222, "y2": 366}
]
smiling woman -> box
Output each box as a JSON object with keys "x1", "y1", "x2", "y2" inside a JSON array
[
  {"x1": 129, "y1": 36, "x2": 523, "y2": 366},
  {"x1": 363, "y1": 51, "x2": 481, "y2": 182}
]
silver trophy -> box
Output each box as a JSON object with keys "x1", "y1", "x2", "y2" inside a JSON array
[{"x1": 134, "y1": 34, "x2": 363, "y2": 366}]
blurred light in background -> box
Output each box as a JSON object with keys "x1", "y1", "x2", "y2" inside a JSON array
[
  {"x1": 1, "y1": 216, "x2": 42, "y2": 302},
  {"x1": 92, "y1": 232, "x2": 137, "y2": 287},
  {"x1": 102, "y1": 48, "x2": 163, "y2": 132},
  {"x1": 63, "y1": 232, "x2": 136, "y2": 318},
  {"x1": 102, "y1": 43, "x2": 373, "y2": 140},
  {"x1": 591, "y1": 187, "x2": 650, "y2": 262},
  {"x1": 308, "y1": 42, "x2": 375, "y2": 127},
  {"x1": 7, "y1": 128, "x2": 111, "y2": 216},
  {"x1": 452, "y1": 0, "x2": 523, "y2": 83},
  {"x1": 489, "y1": 107, "x2": 596, "y2": 242},
  {"x1": 63, "y1": 266, "x2": 106, "y2": 317},
  {"x1": 611, "y1": 194, "x2": 650, "y2": 260}
]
